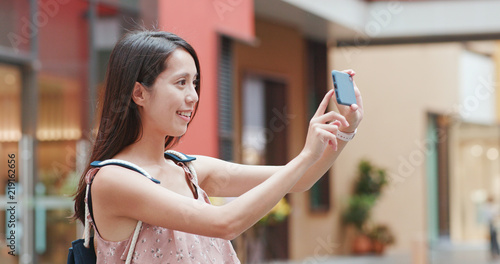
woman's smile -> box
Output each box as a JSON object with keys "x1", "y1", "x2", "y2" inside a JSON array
[{"x1": 176, "y1": 110, "x2": 192, "y2": 122}]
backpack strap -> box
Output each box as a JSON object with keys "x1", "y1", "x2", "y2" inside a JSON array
[
  {"x1": 164, "y1": 151, "x2": 196, "y2": 163},
  {"x1": 90, "y1": 159, "x2": 161, "y2": 184},
  {"x1": 164, "y1": 150, "x2": 198, "y2": 185},
  {"x1": 84, "y1": 159, "x2": 159, "y2": 263}
]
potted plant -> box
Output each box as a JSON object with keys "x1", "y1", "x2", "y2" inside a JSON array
[
  {"x1": 342, "y1": 194, "x2": 376, "y2": 254},
  {"x1": 367, "y1": 224, "x2": 395, "y2": 255},
  {"x1": 342, "y1": 160, "x2": 389, "y2": 255},
  {"x1": 354, "y1": 160, "x2": 387, "y2": 198}
]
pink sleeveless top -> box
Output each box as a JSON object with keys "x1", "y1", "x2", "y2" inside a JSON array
[{"x1": 85, "y1": 161, "x2": 240, "y2": 264}]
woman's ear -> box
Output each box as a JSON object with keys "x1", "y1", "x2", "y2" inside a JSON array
[{"x1": 132, "y1": 82, "x2": 148, "y2": 106}]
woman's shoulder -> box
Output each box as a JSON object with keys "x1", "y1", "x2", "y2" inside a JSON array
[
  {"x1": 92, "y1": 164, "x2": 142, "y2": 186},
  {"x1": 91, "y1": 159, "x2": 161, "y2": 182},
  {"x1": 91, "y1": 161, "x2": 158, "y2": 191}
]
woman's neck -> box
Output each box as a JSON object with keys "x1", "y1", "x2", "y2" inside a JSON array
[{"x1": 115, "y1": 132, "x2": 168, "y2": 166}]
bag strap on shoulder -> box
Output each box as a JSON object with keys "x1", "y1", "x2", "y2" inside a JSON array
[
  {"x1": 84, "y1": 159, "x2": 157, "y2": 264},
  {"x1": 90, "y1": 159, "x2": 161, "y2": 184},
  {"x1": 164, "y1": 150, "x2": 199, "y2": 185},
  {"x1": 84, "y1": 152, "x2": 196, "y2": 263}
]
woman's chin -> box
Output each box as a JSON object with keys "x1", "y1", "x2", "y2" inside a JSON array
[{"x1": 168, "y1": 130, "x2": 187, "y2": 138}]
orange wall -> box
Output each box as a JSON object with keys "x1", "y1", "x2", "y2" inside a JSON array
[{"x1": 158, "y1": 0, "x2": 254, "y2": 157}]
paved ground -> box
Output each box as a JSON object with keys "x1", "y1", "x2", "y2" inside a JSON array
[
  {"x1": 428, "y1": 242, "x2": 499, "y2": 264},
  {"x1": 264, "y1": 243, "x2": 500, "y2": 264}
]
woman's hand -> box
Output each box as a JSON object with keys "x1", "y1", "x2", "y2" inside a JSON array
[
  {"x1": 335, "y1": 69, "x2": 364, "y2": 133},
  {"x1": 301, "y1": 89, "x2": 349, "y2": 162}
]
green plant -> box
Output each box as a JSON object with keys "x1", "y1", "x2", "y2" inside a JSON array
[
  {"x1": 342, "y1": 194, "x2": 376, "y2": 231},
  {"x1": 343, "y1": 160, "x2": 388, "y2": 232},
  {"x1": 368, "y1": 224, "x2": 395, "y2": 245},
  {"x1": 354, "y1": 160, "x2": 387, "y2": 197}
]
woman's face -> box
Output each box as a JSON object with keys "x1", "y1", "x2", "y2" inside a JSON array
[{"x1": 141, "y1": 48, "x2": 199, "y2": 137}]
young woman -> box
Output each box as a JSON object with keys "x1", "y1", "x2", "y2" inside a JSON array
[{"x1": 73, "y1": 30, "x2": 363, "y2": 263}]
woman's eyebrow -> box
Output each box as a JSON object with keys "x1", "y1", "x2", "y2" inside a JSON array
[{"x1": 172, "y1": 72, "x2": 197, "y2": 79}]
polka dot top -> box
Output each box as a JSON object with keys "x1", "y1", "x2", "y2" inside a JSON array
[{"x1": 84, "y1": 156, "x2": 240, "y2": 264}]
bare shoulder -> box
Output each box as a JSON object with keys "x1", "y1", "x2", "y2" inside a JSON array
[
  {"x1": 90, "y1": 164, "x2": 161, "y2": 219},
  {"x1": 91, "y1": 165, "x2": 153, "y2": 194}
]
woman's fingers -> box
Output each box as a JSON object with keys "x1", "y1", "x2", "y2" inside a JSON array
[
  {"x1": 315, "y1": 123, "x2": 340, "y2": 134},
  {"x1": 304, "y1": 70, "x2": 363, "y2": 159},
  {"x1": 312, "y1": 123, "x2": 341, "y2": 150},
  {"x1": 353, "y1": 85, "x2": 363, "y2": 112},
  {"x1": 343, "y1": 69, "x2": 356, "y2": 76},
  {"x1": 313, "y1": 89, "x2": 334, "y2": 118},
  {"x1": 314, "y1": 111, "x2": 349, "y2": 127},
  {"x1": 316, "y1": 127, "x2": 338, "y2": 151}
]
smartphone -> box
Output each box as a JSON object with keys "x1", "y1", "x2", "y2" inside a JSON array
[{"x1": 331, "y1": 70, "x2": 357, "y2": 106}]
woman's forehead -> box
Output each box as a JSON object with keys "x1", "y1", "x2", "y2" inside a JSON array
[{"x1": 163, "y1": 48, "x2": 197, "y2": 76}]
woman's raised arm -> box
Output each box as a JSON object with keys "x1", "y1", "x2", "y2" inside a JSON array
[
  {"x1": 195, "y1": 70, "x2": 363, "y2": 196},
  {"x1": 92, "y1": 88, "x2": 347, "y2": 240}
]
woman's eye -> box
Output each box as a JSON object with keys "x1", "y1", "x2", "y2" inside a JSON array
[{"x1": 178, "y1": 79, "x2": 186, "y2": 86}]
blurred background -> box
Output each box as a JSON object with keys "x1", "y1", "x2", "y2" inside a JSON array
[{"x1": 1, "y1": 0, "x2": 500, "y2": 263}]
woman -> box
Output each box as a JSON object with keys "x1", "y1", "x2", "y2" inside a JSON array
[
  {"x1": 484, "y1": 196, "x2": 500, "y2": 259},
  {"x1": 73, "y1": 30, "x2": 363, "y2": 263}
]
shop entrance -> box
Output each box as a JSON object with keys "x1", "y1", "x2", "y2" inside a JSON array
[
  {"x1": 242, "y1": 74, "x2": 290, "y2": 262},
  {"x1": 0, "y1": 61, "x2": 82, "y2": 263},
  {"x1": 450, "y1": 122, "x2": 500, "y2": 241}
]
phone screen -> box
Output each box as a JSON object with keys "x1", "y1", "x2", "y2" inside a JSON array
[{"x1": 331, "y1": 70, "x2": 357, "y2": 106}]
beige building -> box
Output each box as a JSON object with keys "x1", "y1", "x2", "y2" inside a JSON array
[
  {"x1": 2, "y1": 1, "x2": 500, "y2": 263},
  {"x1": 231, "y1": 14, "x2": 500, "y2": 260},
  {"x1": 330, "y1": 42, "x2": 500, "y2": 258},
  {"x1": 247, "y1": 0, "x2": 500, "y2": 262}
]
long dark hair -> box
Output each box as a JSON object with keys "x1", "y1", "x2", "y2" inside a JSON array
[{"x1": 73, "y1": 31, "x2": 201, "y2": 224}]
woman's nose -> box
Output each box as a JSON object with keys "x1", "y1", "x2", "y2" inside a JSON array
[{"x1": 186, "y1": 85, "x2": 199, "y2": 104}]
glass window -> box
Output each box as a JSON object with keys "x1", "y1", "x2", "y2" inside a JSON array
[
  {"x1": 32, "y1": 0, "x2": 156, "y2": 262},
  {"x1": 0, "y1": 63, "x2": 22, "y2": 263},
  {"x1": 36, "y1": 0, "x2": 90, "y2": 262},
  {"x1": 218, "y1": 36, "x2": 234, "y2": 161},
  {"x1": 0, "y1": 0, "x2": 158, "y2": 262},
  {"x1": 0, "y1": 64, "x2": 22, "y2": 142},
  {"x1": 306, "y1": 39, "x2": 331, "y2": 212},
  {"x1": 241, "y1": 74, "x2": 290, "y2": 260}
]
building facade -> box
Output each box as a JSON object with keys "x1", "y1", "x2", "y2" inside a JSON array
[
  {"x1": 0, "y1": 0, "x2": 159, "y2": 263},
  {"x1": 1, "y1": 0, "x2": 500, "y2": 263}
]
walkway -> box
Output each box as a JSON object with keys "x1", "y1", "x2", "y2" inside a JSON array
[{"x1": 265, "y1": 243, "x2": 500, "y2": 264}]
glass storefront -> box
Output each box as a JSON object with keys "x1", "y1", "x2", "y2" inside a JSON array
[
  {"x1": 0, "y1": 0, "x2": 157, "y2": 263},
  {"x1": 0, "y1": 63, "x2": 22, "y2": 263}
]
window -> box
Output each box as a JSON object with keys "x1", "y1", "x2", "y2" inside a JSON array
[
  {"x1": 307, "y1": 39, "x2": 331, "y2": 212},
  {"x1": 218, "y1": 36, "x2": 234, "y2": 161}
]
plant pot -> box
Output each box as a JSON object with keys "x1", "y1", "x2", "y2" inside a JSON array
[
  {"x1": 372, "y1": 240, "x2": 385, "y2": 255},
  {"x1": 351, "y1": 234, "x2": 372, "y2": 255}
]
